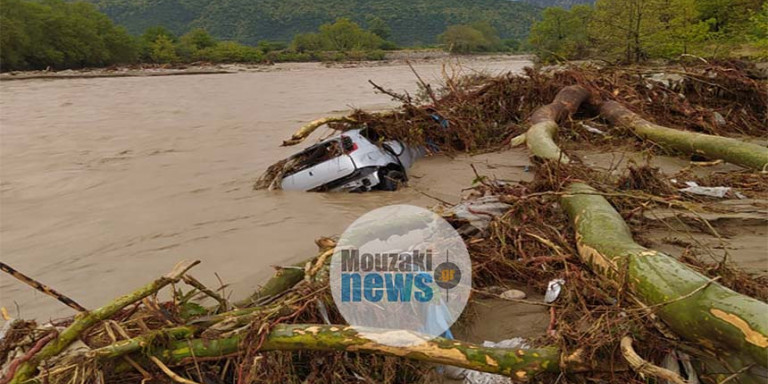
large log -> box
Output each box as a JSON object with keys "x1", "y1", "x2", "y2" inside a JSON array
[
  {"x1": 560, "y1": 183, "x2": 768, "y2": 376},
  {"x1": 525, "y1": 85, "x2": 591, "y2": 163},
  {"x1": 599, "y1": 101, "x2": 768, "y2": 171},
  {"x1": 148, "y1": 325, "x2": 570, "y2": 379}
]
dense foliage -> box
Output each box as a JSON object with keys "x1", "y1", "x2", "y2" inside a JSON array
[
  {"x1": 83, "y1": 0, "x2": 541, "y2": 46},
  {"x1": 0, "y1": 7, "x2": 397, "y2": 71},
  {"x1": 437, "y1": 22, "x2": 519, "y2": 53},
  {"x1": 529, "y1": 0, "x2": 768, "y2": 63},
  {"x1": 292, "y1": 18, "x2": 388, "y2": 52},
  {"x1": 0, "y1": 0, "x2": 136, "y2": 71}
]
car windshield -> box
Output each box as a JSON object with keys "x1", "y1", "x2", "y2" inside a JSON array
[{"x1": 285, "y1": 139, "x2": 343, "y2": 176}]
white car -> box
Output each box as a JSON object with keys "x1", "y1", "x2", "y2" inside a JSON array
[{"x1": 280, "y1": 129, "x2": 424, "y2": 192}]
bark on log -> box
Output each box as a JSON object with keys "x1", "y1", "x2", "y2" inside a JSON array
[
  {"x1": 525, "y1": 86, "x2": 591, "y2": 163},
  {"x1": 233, "y1": 264, "x2": 305, "y2": 308},
  {"x1": 281, "y1": 116, "x2": 355, "y2": 146},
  {"x1": 149, "y1": 325, "x2": 568, "y2": 379},
  {"x1": 560, "y1": 183, "x2": 768, "y2": 373},
  {"x1": 599, "y1": 101, "x2": 768, "y2": 171}
]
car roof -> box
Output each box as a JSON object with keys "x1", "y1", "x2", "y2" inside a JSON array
[{"x1": 289, "y1": 128, "x2": 364, "y2": 158}]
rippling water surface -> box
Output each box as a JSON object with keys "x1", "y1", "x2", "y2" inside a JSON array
[{"x1": 0, "y1": 58, "x2": 532, "y2": 320}]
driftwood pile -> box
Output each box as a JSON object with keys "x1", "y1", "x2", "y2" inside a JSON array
[{"x1": 2, "y1": 60, "x2": 767, "y2": 384}]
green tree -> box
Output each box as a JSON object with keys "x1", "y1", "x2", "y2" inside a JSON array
[
  {"x1": 149, "y1": 34, "x2": 178, "y2": 63},
  {"x1": 177, "y1": 28, "x2": 216, "y2": 60},
  {"x1": 589, "y1": 0, "x2": 666, "y2": 63},
  {"x1": 181, "y1": 28, "x2": 216, "y2": 51},
  {"x1": 291, "y1": 18, "x2": 385, "y2": 52},
  {"x1": 366, "y1": 16, "x2": 392, "y2": 40},
  {"x1": 317, "y1": 18, "x2": 385, "y2": 51},
  {"x1": 648, "y1": 0, "x2": 710, "y2": 57},
  {"x1": 470, "y1": 21, "x2": 502, "y2": 51},
  {"x1": 291, "y1": 33, "x2": 326, "y2": 52},
  {"x1": 140, "y1": 26, "x2": 177, "y2": 61},
  {"x1": 746, "y1": 2, "x2": 768, "y2": 59},
  {"x1": 0, "y1": 0, "x2": 137, "y2": 71},
  {"x1": 438, "y1": 25, "x2": 488, "y2": 53},
  {"x1": 529, "y1": 5, "x2": 592, "y2": 61},
  {"x1": 696, "y1": 0, "x2": 763, "y2": 37}
]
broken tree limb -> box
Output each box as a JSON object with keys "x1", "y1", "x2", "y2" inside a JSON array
[
  {"x1": 233, "y1": 262, "x2": 306, "y2": 308},
  {"x1": 234, "y1": 242, "x2": 335, "y2": 308},
  {"x1": 0, "y1": 262, "x2": 88, "y2": 313},
  {"x1": 560, "y1": 183, "x2": 768, "y2": 372},
  {"x1": 9, "y1": 260, "x2": 200, "y2": 384},
  {"x1": 149, "y1": 325, "x2": 568, "y2": 379},
  {"x1": 620, "y1": 336, "x2": 686, "y2": 384},
  {"x1": 598, "y1": 101, "x2": 768, "y2": 171},
  {"x1": 86, "y1": 326, "x2": 197, "y2": 360},
  {"x1": 281, "y1": 116, "x2": 356, "y2": 146},
  {"x1": 525, "y1": 85, "x2": 591, "y2": 163}
]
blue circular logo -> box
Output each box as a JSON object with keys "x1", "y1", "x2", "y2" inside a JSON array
[{"x1": 330, "y1": 205, "x2": 472, "y2": 345}]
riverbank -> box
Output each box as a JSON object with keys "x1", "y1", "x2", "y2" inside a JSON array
[{"x1": 0, "y1": 53, "x2": 533, "y2": 81}]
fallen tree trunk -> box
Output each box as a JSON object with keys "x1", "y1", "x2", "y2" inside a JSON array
[
  {"x1": 560, "y1": 183, "x2": 768, "y2": 375},
  {"x1": 107, "y1": 325, "x2": 571, "y2": 379},
  {"x1": 599, "y1": 101, "x2": 768, "y2": 171},
  {"x1": 525, "y1": 85, "x2": 591, "y2": 163}
]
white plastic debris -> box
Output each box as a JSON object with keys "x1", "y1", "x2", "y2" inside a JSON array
[
  {"x1": 661, "y1": 350, "x2": 700, "y2": 384},
  {"x1": 679, "y1": 181, "x2": 731, "y2": 198},
  {"x1": 500, "y1": 289, "x2": 527, "y2": 300},
  {"x1": 450, "y1": 196, "x2": 512, "y2": 232},
  {"x1": 544, "y1": 279, "x2": 565, "y2": 303},
  {"x1": 580, "y1": 122, "x2": 606, "y2": 135},
  {"x1": 712, "y1": 112, "x2": 726, "y2": 127}
]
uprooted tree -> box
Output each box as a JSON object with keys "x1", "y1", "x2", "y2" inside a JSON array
[{"x1": 2, "y1": 60, "x2": 767, "y2": 384}]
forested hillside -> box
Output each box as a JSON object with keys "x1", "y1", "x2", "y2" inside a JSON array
[{"x1": 84, "y1": 0, "x2": 541, "y2": 45}]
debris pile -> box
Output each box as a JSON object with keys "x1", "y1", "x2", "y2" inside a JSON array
[{"x1": 3, "y1": 60, "x2": 767, "y2": 384}]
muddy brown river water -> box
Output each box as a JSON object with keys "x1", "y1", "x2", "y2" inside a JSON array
[{"x1": 0, "y1": 57, "x2": 535, "y2": 320}]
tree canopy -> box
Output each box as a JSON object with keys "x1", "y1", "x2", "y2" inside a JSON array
[
  {"x1": 438, "y1": 21, "x2": 504, "y2": 53},
  {"x1": 0, "y1": 0, "x2": 137, "y2": 71},
  {"x1": 81, "y1": 0, "x2": 540, "y2": 46},
  {"x1": 292, "y1": 18, "x2": 386, "y2": 52},
  {"x1": 529, "y1": 0, "x2": 766, "y2": 63}
]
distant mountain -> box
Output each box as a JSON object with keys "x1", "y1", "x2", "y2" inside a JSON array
[
  {"x1": 84, "y1": 0, "x2": 542, "y2": 46},
  {"x1": 517, "y1": 0, "x2": 594, "y2": 9}
]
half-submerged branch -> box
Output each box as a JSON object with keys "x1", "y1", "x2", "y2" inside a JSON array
[
  {"x1": 560, "y1": 183, "x2": 768, "y2": 374},
  {"x1": 525, "y1": 85, "x2": 591, "y2": 163},
  {"x1": 599, "y1": 101, "x2": 768, "y2": 171}
]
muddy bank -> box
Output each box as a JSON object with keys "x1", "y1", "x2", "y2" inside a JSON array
[{"x1": 0, "y1": 54, "x2": 532, "y2": 81}]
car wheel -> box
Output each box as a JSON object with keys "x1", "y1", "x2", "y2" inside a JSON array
[{"x1": 379, "y1": 169, "x2": 405, "y2": 191}]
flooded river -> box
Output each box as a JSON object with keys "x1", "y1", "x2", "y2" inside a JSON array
[{"x1": 0, "y1": 57, "x2": 533, "y2": 320}]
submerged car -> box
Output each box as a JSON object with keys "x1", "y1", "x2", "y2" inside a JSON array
[{"x1": 280, "y1": 128, "x2": 423, "y2": 192}]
